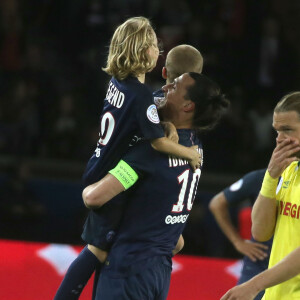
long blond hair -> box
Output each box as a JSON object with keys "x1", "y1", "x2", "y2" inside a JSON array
[
  {"x1": 275, "y1": 92, "x2": 300, "y2": 116},
  {"x1": 102, "y1": 17, "x2": 157, "y2": 81}
]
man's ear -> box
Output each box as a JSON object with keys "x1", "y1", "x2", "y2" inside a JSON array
[
  {"x1": 162, "y1": 67, "x2": 167, "y2": 80},
  {"x1": 183, "y1": 101, "x2": 195, "y2": 112}
]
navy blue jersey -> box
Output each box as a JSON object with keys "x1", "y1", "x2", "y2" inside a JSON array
[
  {"x1": 224, "y1": 169, "x2": 266, "y2": 206},
  {"x1": 224, "y1": 169, "x2": 273, "y2": 278},
  {"x1": 102, "y1": 129, "x2": 203, "y2": 278},
  {"x1": 82, "y1": 77, "x2": 164, "y2": 187}
]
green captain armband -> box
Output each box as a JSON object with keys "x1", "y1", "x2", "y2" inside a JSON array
[{"x1": 109, "y1": 160, "x2": 139, "y2": 190}]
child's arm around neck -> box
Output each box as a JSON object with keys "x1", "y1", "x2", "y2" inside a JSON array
[{"x1": 151, "y1": 137, "x2": 200, "y2": 172}]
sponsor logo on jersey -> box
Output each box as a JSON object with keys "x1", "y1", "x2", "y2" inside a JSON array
[
  {"x1": 146, "y1": 104, "x2": 160, "y2": 124},
  {"x1": 278, "y1": 200, "x2": 300, "y2": 219},
  {"x1": 165, "y1": 214, "x2": 189, "y2": 224}
]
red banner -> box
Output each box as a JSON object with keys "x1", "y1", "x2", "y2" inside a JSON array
[{"x1": 0, "y1": 240, "x2": 240, "y2": 299}]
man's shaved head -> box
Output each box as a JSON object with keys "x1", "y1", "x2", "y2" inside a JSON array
[{"x1": 165, "y1": 45, "x2": 203, "y2": 84}]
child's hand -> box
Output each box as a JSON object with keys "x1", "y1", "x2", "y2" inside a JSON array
[
  {"x1": 188, "y1": 145, "x2": 201, "y2": 172},
  {"x1": 161, "y1": 122, "x2": 179, "y2": 143}
]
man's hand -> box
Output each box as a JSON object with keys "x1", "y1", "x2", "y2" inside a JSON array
[
  {"x1": 220, "y1": 281, "x2": 260, "y2": 300},
  {"x1": 268, "y1": 138, "x2": 300, "y2": 178},
  {"x1": 234, "y1": 240, "x2": 268, "y2": 262},
  {"x1": 161, "y1": 121, "x2": 179, "y2": 143}
]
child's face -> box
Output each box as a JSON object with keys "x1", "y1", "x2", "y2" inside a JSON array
[{"x1": 147, "y1": 32, "x2": 159, "y2": 67}]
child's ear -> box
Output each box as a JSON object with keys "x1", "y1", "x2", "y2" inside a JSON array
[
  {"x1": 183, "y1": 101, "x2": 195, "y2": 112},
  {"x1": 162, "y1": 67, "x2": 167, "y2": 80}
]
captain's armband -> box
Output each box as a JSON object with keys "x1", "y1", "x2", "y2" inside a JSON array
[{"x1": 109, "y1": 160, "x2": 139, "y2": 190}]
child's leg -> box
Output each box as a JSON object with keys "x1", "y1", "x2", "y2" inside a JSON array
[
  {"x1": 88, "y1": 244, "x2": 107, "y2": 300},
  {"x1": 54, "y1": 245, "x2": 105, "y2": 300}
]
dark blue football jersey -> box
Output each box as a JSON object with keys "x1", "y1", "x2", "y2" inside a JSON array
[
  {"x1": 224, "y1": 169, "x2": 273, "y2": 274},
  {"x1": 102, "y1": 129, "x2": 203, "y2": 278},
  {"x1": 82, "y1": 77, "x2": 164, "y2": 187},
  {"x1": 224, "y1": 169, "x2": 266, "y2": 206}
]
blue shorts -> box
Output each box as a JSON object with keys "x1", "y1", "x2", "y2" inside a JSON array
[
  {"x1": 81, "y1": 196, "x2": 126, "y2": 250},
  {"x1": 95, "y1": 261, "x2": 172, "y2": 300}
]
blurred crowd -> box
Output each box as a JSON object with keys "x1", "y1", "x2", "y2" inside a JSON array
[
  {"x1": 1, "y1": 0, "x2": 300, "y2": 258},
  {"x1": 1, "y1": 0, "x2": 300, "y2": 173}
]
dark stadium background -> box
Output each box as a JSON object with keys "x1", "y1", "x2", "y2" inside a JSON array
[{"x1": 0, "y1": 1, "x2": 299, "y2": 298}]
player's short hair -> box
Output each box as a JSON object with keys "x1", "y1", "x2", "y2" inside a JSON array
[
  {"x1": 165, "y1": 45, "x2": 203, "y2": 83},
  {"x1": 102, "y1": 16, "x2": 157, "y2": 81},
  {"x1": 186, "y1": 72, "x2": 229, "y2": 131},
  {"x1": 274, "y1": 92, "x2": 300, "y2": 118}
]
